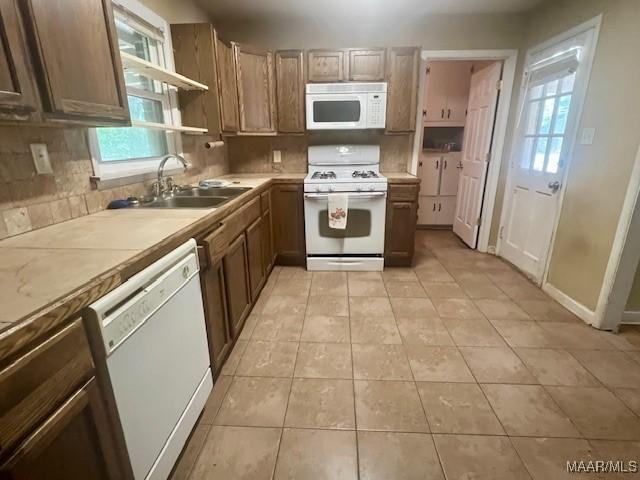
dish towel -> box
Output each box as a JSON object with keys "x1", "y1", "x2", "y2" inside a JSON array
[{"x1": 328, "y1": 193, "x2": 348, "y2": 229}]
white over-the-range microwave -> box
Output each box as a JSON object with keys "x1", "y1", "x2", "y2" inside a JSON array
[{"x1": 305, "y1": 82, "x2": 387, "y2": 130}]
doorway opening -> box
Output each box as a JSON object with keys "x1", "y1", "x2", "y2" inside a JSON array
[{"x1": 410, "y1": 50, "x2": 518, "y2": 254}]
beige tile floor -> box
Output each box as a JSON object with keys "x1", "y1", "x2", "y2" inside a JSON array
[{"x1": 173, "y1": 230, "x2": 640, "y2": 480}]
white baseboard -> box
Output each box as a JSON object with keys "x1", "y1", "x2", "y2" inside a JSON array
[
  {"x1": 622, "y1": 311, "x2": 640, "y2": 324},
  {"x1": 542, "y1": 282, "x2": 598, "y2": 327}
]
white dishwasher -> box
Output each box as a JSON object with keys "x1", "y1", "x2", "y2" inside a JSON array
[{"x1": 85, "y1": 239, "x2": 212, "y2": 480}]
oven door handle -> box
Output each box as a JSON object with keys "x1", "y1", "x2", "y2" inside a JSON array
[{"x1": 304, "y1": 192, "x2": 387, "y2": 199}]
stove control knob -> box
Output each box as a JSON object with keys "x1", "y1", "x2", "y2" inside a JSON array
[
  {"x1": 315, "y1": 185, "x2": 321, "y2": 192},
  {"x1": 356, "y1": 186, "x2": 362, "y2": 192},
  {"x1": 329, "y1": 186, "x2": 335, "y2": 192},
  {"x1": 369, "y1": 185, "x2": 375, "y2": 191}
]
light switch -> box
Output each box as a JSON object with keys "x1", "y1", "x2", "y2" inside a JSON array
[
  {"x1": 580, "y1": 127, "x2": 595, "y2": 145},
  {"x1": 273, "y1": 150, "x2": 282, "y2": 164},
  {"x1": 30, "y1": 143, "x2": 53, "y2": 175}
]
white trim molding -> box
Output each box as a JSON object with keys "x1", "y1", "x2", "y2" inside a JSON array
[
  {"x1": 410, "y1": 49, "x2": 518, "y2": 254},
  {"x1": 622, "y1": 311, "x2": 640, "y2": 325},
  {"x1": 595, "y1": 143, "x2": 640, "y2": 331},
  {"x1": 542, "y1": 282, "x2": 597, "y2": 326}
]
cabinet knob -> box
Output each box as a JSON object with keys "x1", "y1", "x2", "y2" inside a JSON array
[
  {"x1": 441, "y1": 109, "x2": 445, "y2": 118},
  {"x1": 447, "y1": 109, "x2": 451, "y2": 119}
]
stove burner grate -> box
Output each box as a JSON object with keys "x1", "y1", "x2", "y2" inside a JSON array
[
  {"x1": 352, "y1": 170, "x2": 379, "y2": 179},
  {"x1": 311, "y1": 171, "x2": 337, "y2": 180}
]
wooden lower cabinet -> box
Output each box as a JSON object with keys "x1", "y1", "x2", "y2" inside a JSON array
[
  {"x1": 199, "y1": 259, "x2": 231, "y2": 377},
  {"x1": 223, "y1": 233, "x2": 251, "y2": 340},
  {"x1": 272, "y1": 183, "x2": 305, "y2": 266},
  {"x1": 1, "y1": 378, "x2": 124, "y2": 480},
  {"x1": 262, "y1": 209, "x2": 274, "y2": 273},
  {"x1": 385, "y1": 184, "x2": 420, "y2": 266},
  {"x1": 246, "y1": 216, "x2": 265, "y2": 301}
]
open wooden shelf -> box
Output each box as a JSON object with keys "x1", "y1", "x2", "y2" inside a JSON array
[
  {"x1": 121, "y1": 52, "x2": 208, "y2": 91},
  {"x1": 131, "y1": 120, "x2": 208, "y2": 135}
]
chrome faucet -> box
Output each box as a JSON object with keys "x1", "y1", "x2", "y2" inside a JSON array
[{"x1": 154, "y1": 154, "x2": 190, "y2": 196}]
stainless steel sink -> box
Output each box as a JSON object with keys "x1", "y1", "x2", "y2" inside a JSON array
[
  {"x1": 174, "y1": 186, "x2": 251, "y2": 197},
  {"x1": 139, "y1": 196, "x2": 230, "y2": 209}
]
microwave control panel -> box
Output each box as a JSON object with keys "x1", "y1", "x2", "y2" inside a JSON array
[{"x1": 366, "y1": 92, "x2": 387, "y2": 129}]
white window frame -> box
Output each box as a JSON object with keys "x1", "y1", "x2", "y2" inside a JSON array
[{"x1": 88, "y1": 0, "x2": 184, "y2": 185}]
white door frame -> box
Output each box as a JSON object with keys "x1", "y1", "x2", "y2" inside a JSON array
[
  {"x1": 596, "y1": 144, "x2": 640, "y2": 331},
  {"x1": 410, "y1": 49, "x2": 518, "y2": 253}
]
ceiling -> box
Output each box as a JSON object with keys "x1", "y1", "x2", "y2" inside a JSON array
[{"x1": 198, "y1": 0, "x2": 544, "y2": 21}]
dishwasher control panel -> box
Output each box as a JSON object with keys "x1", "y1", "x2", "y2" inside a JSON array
[{"x1": 101, "y1": 253, "x2": 199, "y2": 354}]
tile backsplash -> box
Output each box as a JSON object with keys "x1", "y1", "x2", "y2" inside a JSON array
[
  {"x1": 0, "y1": 127, "x2": 228, "y2": 239},
  {"x1": 227, "y1": 132, "x2": 413, "y2": 174}
]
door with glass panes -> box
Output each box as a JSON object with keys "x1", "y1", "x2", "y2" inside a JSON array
[{"x1": 500, "y1": 32, "x2": 590, "y2": 281}]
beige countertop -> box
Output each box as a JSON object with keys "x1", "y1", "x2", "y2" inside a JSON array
[{"x1": 0, "y1": 170, "x2": 411, "y2": 356}]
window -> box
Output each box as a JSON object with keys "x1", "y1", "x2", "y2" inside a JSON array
[{"x1": 88, "y1": 0, "x2": 183, "y2": 182}]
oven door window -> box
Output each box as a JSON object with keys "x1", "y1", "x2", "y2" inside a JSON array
[
  {"x1": 313, "y1": 100, "x2": 361, "y2": 123},
  {"x1": 317, "y1": 208, "x2": 372, "y2": 238}
]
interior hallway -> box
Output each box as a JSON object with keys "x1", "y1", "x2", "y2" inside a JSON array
[{"x1": 172, "y1": 230, "x2": 640, "y2": 480}]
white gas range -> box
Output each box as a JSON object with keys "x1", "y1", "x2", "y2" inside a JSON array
[{"x1": 304, "y1": 145, "x2": 388, "y2": 271}]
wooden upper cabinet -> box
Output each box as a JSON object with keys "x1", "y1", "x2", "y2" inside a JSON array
[
  {"x1": 0, "y1": 0, "x2": 38, "y2": 120},
  {"x1": 275, "y1": 50, "x2": 305, "y2": 133},
  {"x1": 233, "y1": 43, "x2": 276, "y2": 133},
  {"x1": 19, "y1": 0, "x2": 129, "y2": 124},
  {"x1": 348, "y1": 49, "x2": 386, "y2": 81},
  {"x1": 307, "y1": 49, "x2": 346, "y2": 82},
  {"x1": 214, "y1": 33, "x2": 239, "y2": 132},
  {"x1": 386, "y1": 47, "x2": 420, "y2": 133},
  {"x1": 171, "y1": 23, "x2": 223, "y2": 138}
]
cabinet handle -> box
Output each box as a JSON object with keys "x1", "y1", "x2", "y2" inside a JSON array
[
  {"x1": 422, "y1": 109, "x2": 426, "y2": 117},
  {"x1": 444, "y1": 159, "x2": 447, "y2": 169},
  {"x1": 432, "y1": 203, "x2": 436, "y2": 211},
  {"x1": 447, "y1": 109, "x2": 451, "y2": 118},
  {"x1": 435, "y1": 160, "x2": 439, "y2": 169},
  {"x1": 441, "y1": 109, "x2": 445, "y2": 118},
  {"x1": 438, "y1": 203, "x2": 442, "y2": 212},
  {"x1": 419, "y1": 160, "x2": 423, "y2": 167}
]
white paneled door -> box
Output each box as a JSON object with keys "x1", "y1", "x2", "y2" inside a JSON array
[
  {"x1": 499, "y1": 26, "x2": 595, "y2": 282},
  {"x1": 453, "y1": 62, "x2": 502, "y2": 247}
]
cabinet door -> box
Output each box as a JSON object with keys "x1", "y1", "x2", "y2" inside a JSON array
[
  {"x1": 200, "y1": 260, "x2": 231, "y2": 377},
  {"x1": 275, "y1": 50, "x2": 305, "y2": 133},
  {"x1": 386, "y1": 47, "x2": 419, "y2": 132},
  {"x1": 307, "y1": 50, "x2": 346, "y2": 82},
  {"x1": 171, "y1": 23, "x2": 222, "y2": 138},
  {"x1": 424, "y1": 62, "x2": 449, "y2": 122},
  {"x1": 440, "y1": 153, "x2": 461, "y2": 196},
  {"x1": 262, "y1": 210, "x2": 274, "y2": 273},
  {"x1": 419, "y1": 153, "x2": 442, "y2": 196},
  {"x1": 418, "y1": 197, "x2": 437, "y2": 225},
  {"x1": 223, "y1": 233, "x2": 251, "y2": 340},
  {"x1": 0, "y1": 378, "x2": 124, "y2": 480},
  {"x1": 384, "y1": 200, "x2": 418, "y2": 266},
  {"x1": 0, "y1": 0, "x2": 38, "y2": 118},
  {"x1": 234, "y1": 43, "x2": 276, "y2": 133},
  {"x1": 445, "y1": 61, "x2": 472, "y2": 123},
  {"x1": 272, "y1": 183, "x2": 305, "y2": 265},
  {"x1": 21, "y1": 0, "x2": 129, "y2": 123},
  {"x1": 246, "y1": 216, "x2": 265, "y2": 301},
  {"x1": 437, "y1": 196, "x2": 457, "y2": 225},
  {"x1": 348, "y1": 49, "x2": 385, "y2": 81},
  {"x1": 214, "y1": 33, "x2": 239, "y2": 132}
]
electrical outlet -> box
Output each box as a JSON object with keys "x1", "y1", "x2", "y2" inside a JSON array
[
  {"x1": 580, "y1": 127, "x2": 595, "y2": 145},
  {"x1": 30, "y1": 143, "x2": 53, "y2": 175},
  {"x1": 273, "y1": 150, "x2": 282, "y2": 164}
]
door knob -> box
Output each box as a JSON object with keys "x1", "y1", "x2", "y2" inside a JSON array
[
  {"x1": 457, "y1": 162, "x2": 463, "y2": 170},
  {"x1": 548, "y1": 180, "x2": 561, "y2": 193}
]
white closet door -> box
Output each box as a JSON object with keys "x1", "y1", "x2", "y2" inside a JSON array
[
  {"x1": 419, "y1": 153, "x2": 442, "y2": 196},
  {"x1": 418, "y1": 197, "x2": 438, "y2": 225},
  {"x1": 440, "y1": 152, "x2": 461, "y2": 196}
]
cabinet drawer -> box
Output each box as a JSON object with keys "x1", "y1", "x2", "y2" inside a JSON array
[
  {"x1": 0, "y1": 319, "x2": 93, "y2": 455},
  {"x1": 388, "y1": 184, "x2": 419, "y2": 202},
  {"x1": 226, "y1": 196, "x2": 261, "y2": 240},
  {"x1": 201, "y1": 222, "x2": 228, "y2": 266}
]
